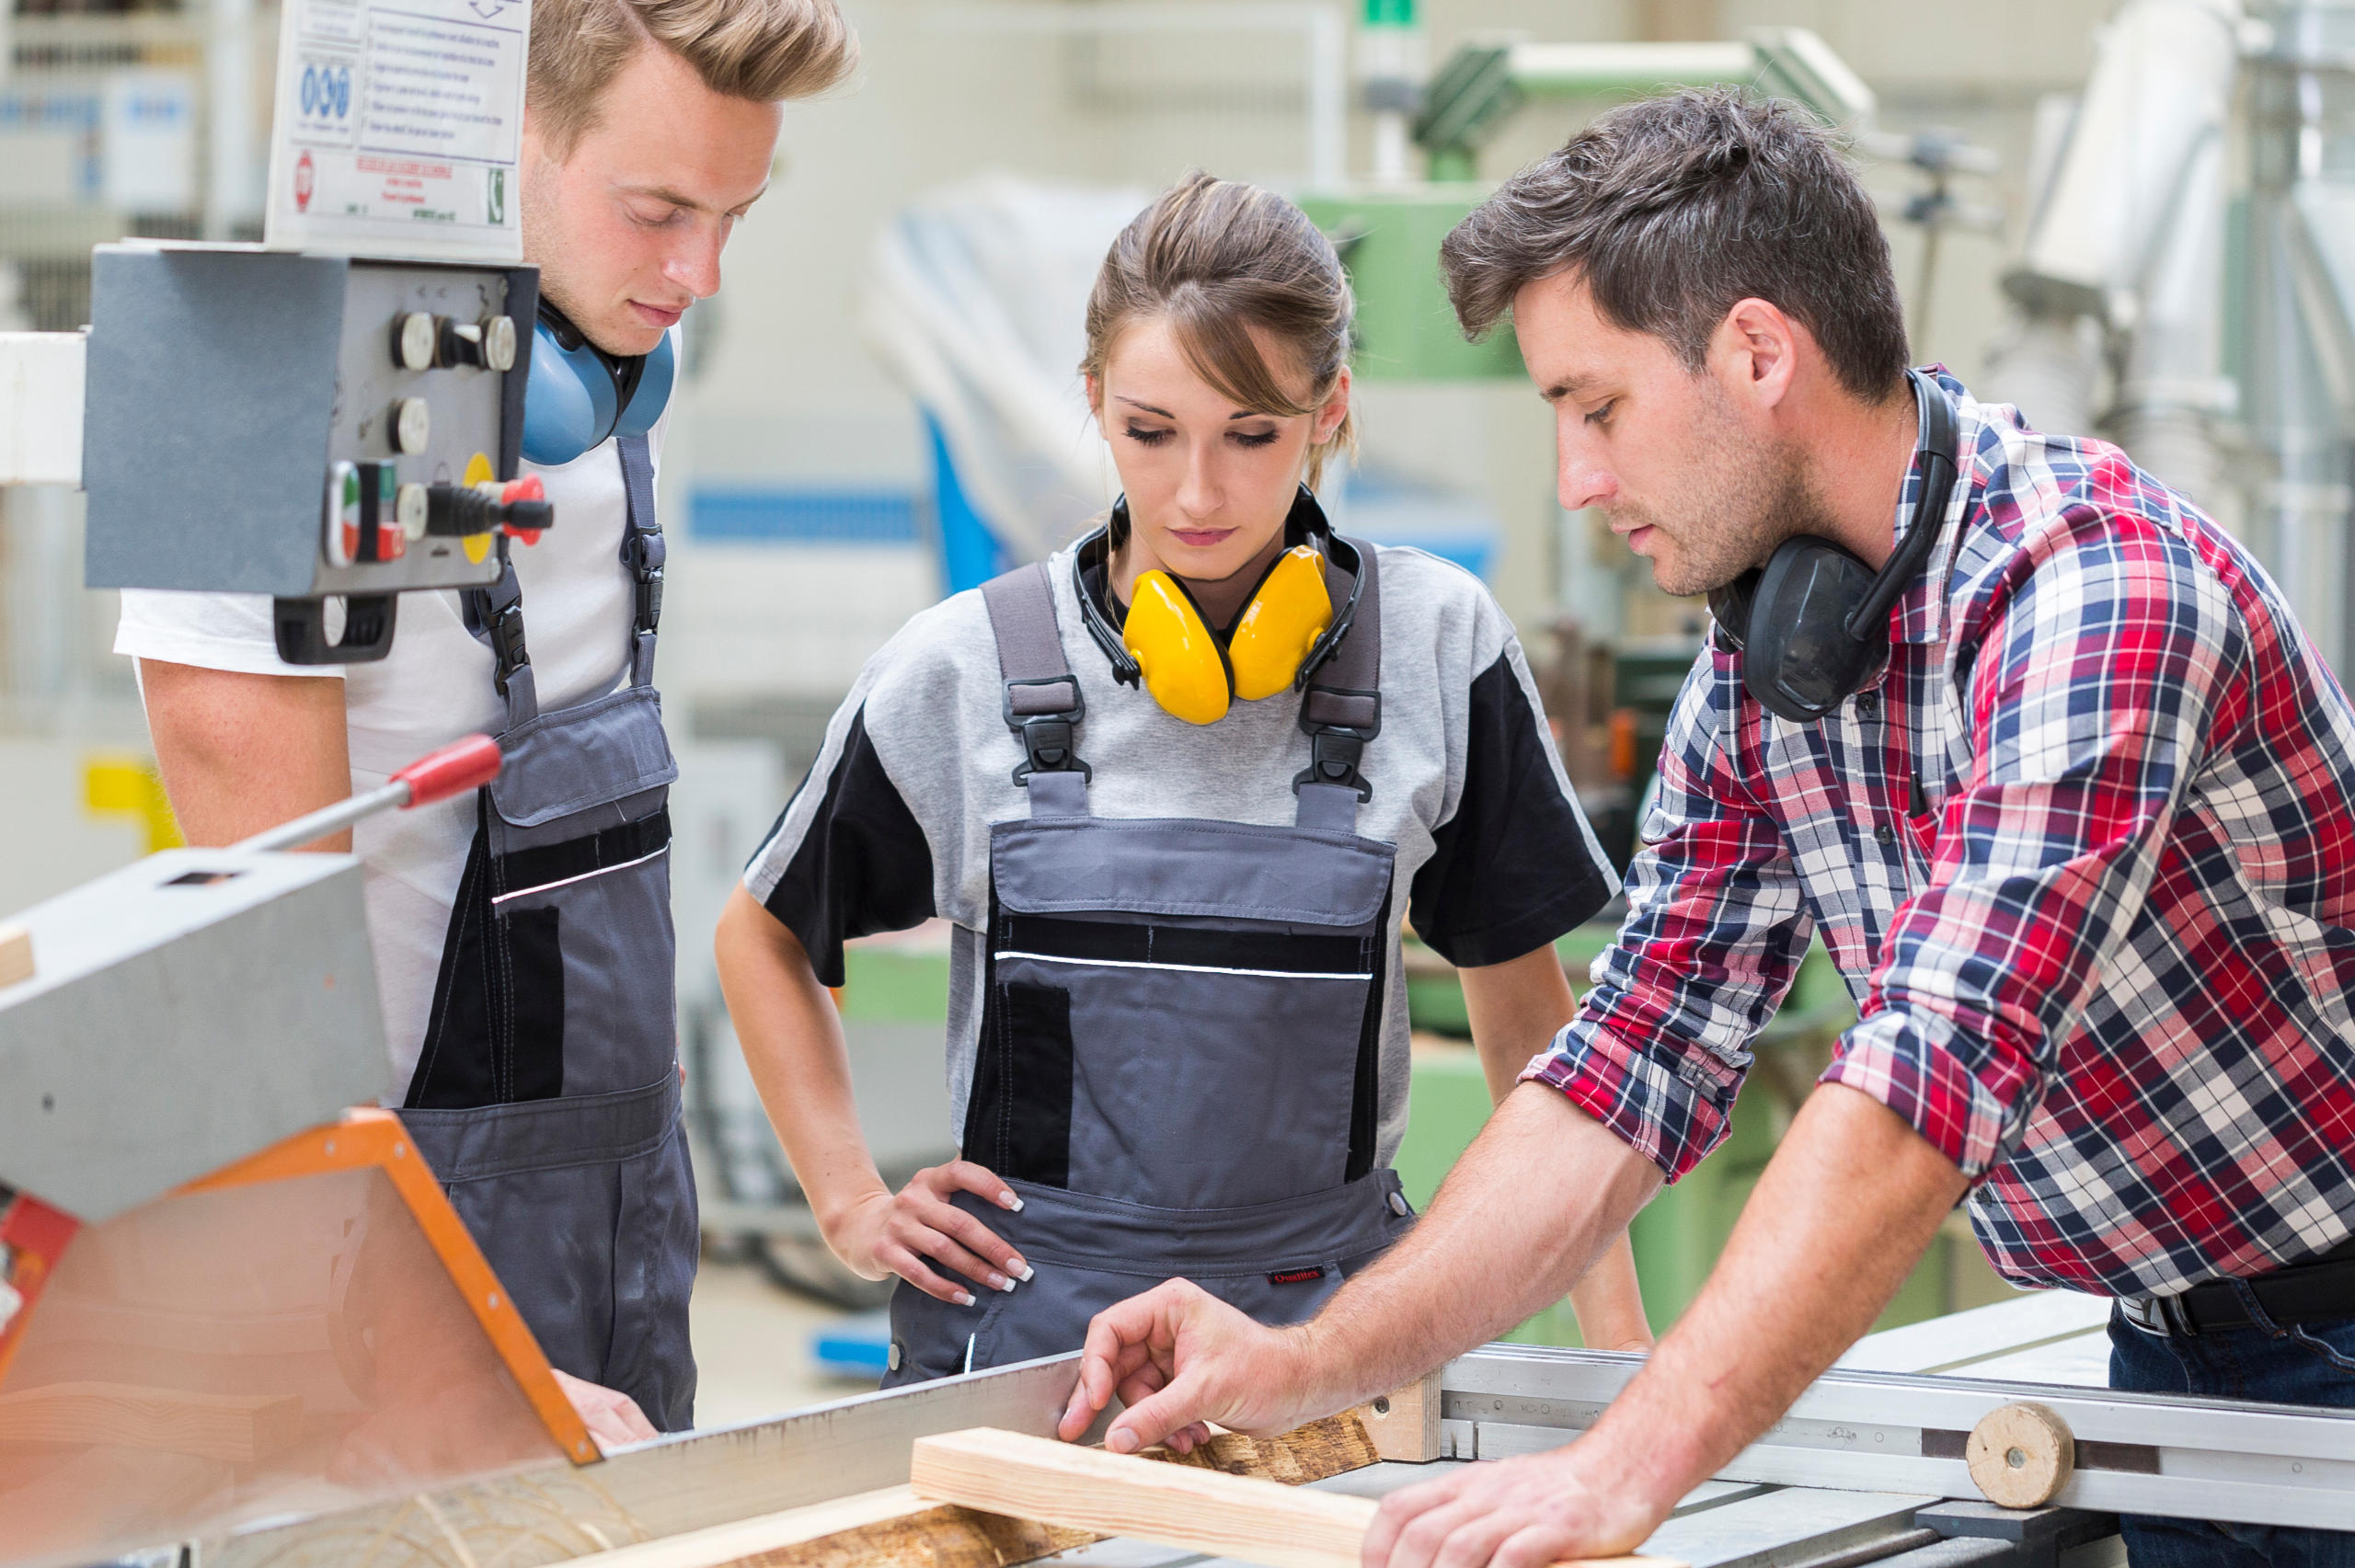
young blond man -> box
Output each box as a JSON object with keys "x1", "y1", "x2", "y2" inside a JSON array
[{"x1": 118, "y1": 0, "x2": 857, "y2": 1440}]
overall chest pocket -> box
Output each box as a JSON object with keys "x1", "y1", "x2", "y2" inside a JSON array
[
  {"x1": 409, "y1": 686, "x2": 681, "y2": 1109},
  {"x1": 973, "y1": 817, "x2": 1396, "y2": 1211}
]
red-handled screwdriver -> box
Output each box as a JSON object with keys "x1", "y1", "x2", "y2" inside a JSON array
[{"x1": 231, "y1": 734, "x2": 503, "y2": 853}]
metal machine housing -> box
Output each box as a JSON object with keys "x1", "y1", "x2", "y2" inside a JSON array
[
  {"x1": 0, "y1": 846, "x2": 389, "y2": 1221},
  {"x1": 80, "y1": 245, "x2": 535, "y2": 604}
]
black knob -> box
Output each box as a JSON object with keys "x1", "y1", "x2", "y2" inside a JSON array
[
  {"x1": 436, "y1": 318, "x2": 488, "y2": 369},
  {"x1": 504, "y1": 498, "x2": 554, "y2": 533},
  {"x1": 423, "y1": 483, "x2": 498, "y2": 537}
]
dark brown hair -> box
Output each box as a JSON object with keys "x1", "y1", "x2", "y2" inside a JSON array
[
  {"x1": 529, "y1": 0, "x2": 857, "y2": 157},
  {"x1": 1084, "y1": 172, "x2": 1356, "y2": 487},
  {"x1": 1440, "y1": 89, "x2": 1908, "y2": 402}
]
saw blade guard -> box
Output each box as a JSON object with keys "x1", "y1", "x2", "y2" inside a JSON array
[{"x1": 0, "y1": 1110, "x2": 594, "y2": 1568}]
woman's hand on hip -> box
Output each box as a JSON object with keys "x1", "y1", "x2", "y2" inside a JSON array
[{"x1": 832, "y1": 1159, "x2": 1031, "y2": 1304}]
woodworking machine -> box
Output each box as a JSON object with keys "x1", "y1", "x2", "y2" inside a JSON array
[
  {"x1": 87, "y1": 1289, "x2": 2333, "y2": 1568},
  {"x1": 0, "y1": 738, "x2": 602, "y2": 1568},
  {"x1": 0, "y1": 20, "x2": 609, "y2": 1567},
  {"x1": 1, "y1": 679, "x2": 2348, "y2": 1568}
]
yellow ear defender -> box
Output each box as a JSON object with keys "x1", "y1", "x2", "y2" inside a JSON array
[{"x1": 1122, "y1": 544, "x2": 1333, "y2": 725}]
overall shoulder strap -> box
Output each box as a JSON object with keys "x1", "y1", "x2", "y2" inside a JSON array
[
  {"x1": 617, "y1": 433, "x2": 663, "y2": 689},
  {"x1": 980, "y1": 559, "x2": 1090, "y2": 817},
  {"x1": 1294, "y1": 535, "x2": 1382, "y2": 831},
  {"x1": 462, "y1": 546, "x2": 539, "y2": 731}
]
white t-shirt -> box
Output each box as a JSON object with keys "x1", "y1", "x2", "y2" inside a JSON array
[{"x1": 115, "y1": 422, "x2": 665, "y2": 1095}]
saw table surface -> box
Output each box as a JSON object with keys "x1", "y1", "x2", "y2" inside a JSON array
[
  {"x1": 1045, "y1": 1467, "x2": 1952, "y2": 1568},
  {"x1": 1043, "y1": 1295, "x2": 2126, "y2": 1568}
]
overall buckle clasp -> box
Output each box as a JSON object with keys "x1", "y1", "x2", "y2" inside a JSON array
[
  {"x1": 1294, "y1": 683, "x2": 1380, "y2": 802},
  {"x1": 486, "y1": 602, "x2": 529, "y2": 695},
  {"x1": 1004, "y1": 676, "x2": 1091, "y2": 784},
  {"x1": 1294, "y1": 727, "x2": 1373, "y2": 801}
]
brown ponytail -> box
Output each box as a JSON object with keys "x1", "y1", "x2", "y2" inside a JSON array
[{"x1": 1082, "y1": 171, "x2": 1356, "y2": 489}]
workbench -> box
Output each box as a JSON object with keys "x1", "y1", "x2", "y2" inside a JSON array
[{"x1": 187, "y1": 1287, "x2": 2354, "y2": 1568}]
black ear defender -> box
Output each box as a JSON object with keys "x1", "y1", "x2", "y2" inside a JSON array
[{"x1": 1706, "y1": 369, "x2": 1960, "y2": 723}]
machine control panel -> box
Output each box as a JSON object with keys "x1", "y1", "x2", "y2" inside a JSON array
[{"x1": 82, "y1": 244, "x2": 547, "y2": 663}]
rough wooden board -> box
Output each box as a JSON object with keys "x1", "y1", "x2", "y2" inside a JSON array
[
  {"x1": 0, "y1": 1381, "x2": 303, "y2": 1462},
  {"x1": 1356, "y1": 1372, "x2": 1444, "y2": 1462},
  {"x1": 0, "y1": 922, "x2": 30, "y2": 990},
  {"x1": 552, "y1": 1485, "x2": 1096, "y2": 1568},
  {"x1": 560, "y1": 1487, "x2": 928, "y2": 1568},
  {"x1": 732, "y1": 1504, "x2": 1089, "y2": 1568},
  {"x1": 592, "y1": 1412, "x2": 1384, "y2": 1568},
  {"x1": 913, "y1": 1426, "x2": 1681, "y2": 1568},
  {"x1": 1154, "y1": 1410, "x2": 1381, "y2": 1483}
]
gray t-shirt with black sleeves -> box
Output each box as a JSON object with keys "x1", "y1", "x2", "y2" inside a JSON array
[{"x1": 742, "y1": 541, "x2": 1617, "y2": 1168}]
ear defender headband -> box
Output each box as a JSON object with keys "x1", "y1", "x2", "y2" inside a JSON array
[
  {"x1": 1706, "y1": 369, "x2": 1960, "y2": 724},
  {"x1": 1075, "y1": 488, "x2": 1367, "y2": 725},
  {"x1": 521, "y1": 298, "x2": 677, "y2": 466}
]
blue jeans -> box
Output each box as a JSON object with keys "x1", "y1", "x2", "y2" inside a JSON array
[{"x1": 2108, "y1": 1299, "x2": 2355, "y2": 1568}]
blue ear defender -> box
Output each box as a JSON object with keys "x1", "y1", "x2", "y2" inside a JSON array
[{"x1": 521, "y1": 300, "x2": 676, "y2": 466}]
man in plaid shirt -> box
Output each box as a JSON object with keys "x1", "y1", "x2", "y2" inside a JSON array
[
  {"x1": 1534, "y1": 345, "x2": 2355, "y2": 1306},
  {"x1": 1058, "y1": 90, "x2": 2355, "y2": 1568}
]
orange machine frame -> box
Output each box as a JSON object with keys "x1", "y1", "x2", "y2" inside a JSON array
[{"x1": 178, "y1": 1107, "x2": 597, "y2": 1465}]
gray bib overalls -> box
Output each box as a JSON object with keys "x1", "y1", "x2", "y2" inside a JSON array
[
  {"x1": 882, "y1": 533, "x2": 1416, "y2": 1385},
  {"x1": 397, "y1": 435, "x2": 698, "y2": 1430}
]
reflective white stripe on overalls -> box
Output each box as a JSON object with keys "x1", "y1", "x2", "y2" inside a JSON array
[
  {"x1": 882, "y1": 534, "x2": 1416, "y2": 1386},
  {"x1": 397, "y1": 433, "x2": 698, "y2": 1430}
]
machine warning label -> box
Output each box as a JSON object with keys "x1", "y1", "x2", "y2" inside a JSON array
[{"x1": 265, "y1": 0, "x2": 528, "y2": 260}]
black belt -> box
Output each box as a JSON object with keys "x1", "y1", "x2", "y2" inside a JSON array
[{"x1": 2119, "y1": 1236, "x2": 2355, "y2": 1337}]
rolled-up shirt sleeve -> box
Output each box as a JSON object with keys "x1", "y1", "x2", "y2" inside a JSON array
[
  {"x1": 1823, "y1": 510, "x2": 2249, "y2": 1178},
  {"x1": 1522, "y1": 647, "x2": 1816, "y2": 1180}
]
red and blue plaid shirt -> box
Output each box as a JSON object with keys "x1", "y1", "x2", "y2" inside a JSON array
[{"x1": 1527, "y1": 371, "x2": 2355, "y2": 1298}]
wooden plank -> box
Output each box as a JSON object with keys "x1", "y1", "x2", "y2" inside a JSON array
[
  {"x1": 0, "y1": 1380, "x2": 302, "y2": 1462},
  {"x1": 557, "y1": 1418, "x2": 1381, "y2": 1568},
  {"x1": 1356, "y1": 1372, "x2": 1443, "y2": 1462},
  {"x1": 912, "y1": 1427, "x2": 1679, "y2": 1568},
  {"x1": 0, "y1": 922, "x2": 31, "y2": 990},
  {"x1": 914, "y1": 1428, "x2": 1369, "y2": 1568}
]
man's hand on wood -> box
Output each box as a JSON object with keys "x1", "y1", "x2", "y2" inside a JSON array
[{"x1": 1056, "y1": 1277, "x2": 1319, "y2": 1455}]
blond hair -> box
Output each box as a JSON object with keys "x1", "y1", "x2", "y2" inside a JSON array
[
  {"x1": 1084, "y1": 172, "x2": 1357, "y2": 489},
  {"x1": 529, "y1": 0, "x2": 857, "y2": 156}
]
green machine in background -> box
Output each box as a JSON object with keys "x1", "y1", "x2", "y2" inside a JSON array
[{"x1": 1301, "y1": 17, "x2": 1877, "y2": 382}]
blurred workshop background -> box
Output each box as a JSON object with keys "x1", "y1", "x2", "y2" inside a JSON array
[{"x1": 0, "y1": 0, "x2": 2308, "y2": 1421}]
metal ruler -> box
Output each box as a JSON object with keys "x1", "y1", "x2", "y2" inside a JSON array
[{"x1": 1436, "y1": 1346, "x2": 2355, "y2": 1532}]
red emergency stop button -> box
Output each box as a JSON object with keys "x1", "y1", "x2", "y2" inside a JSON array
[{"x1": 500, "y1": 475, "x2": 549, "y2": 545}]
